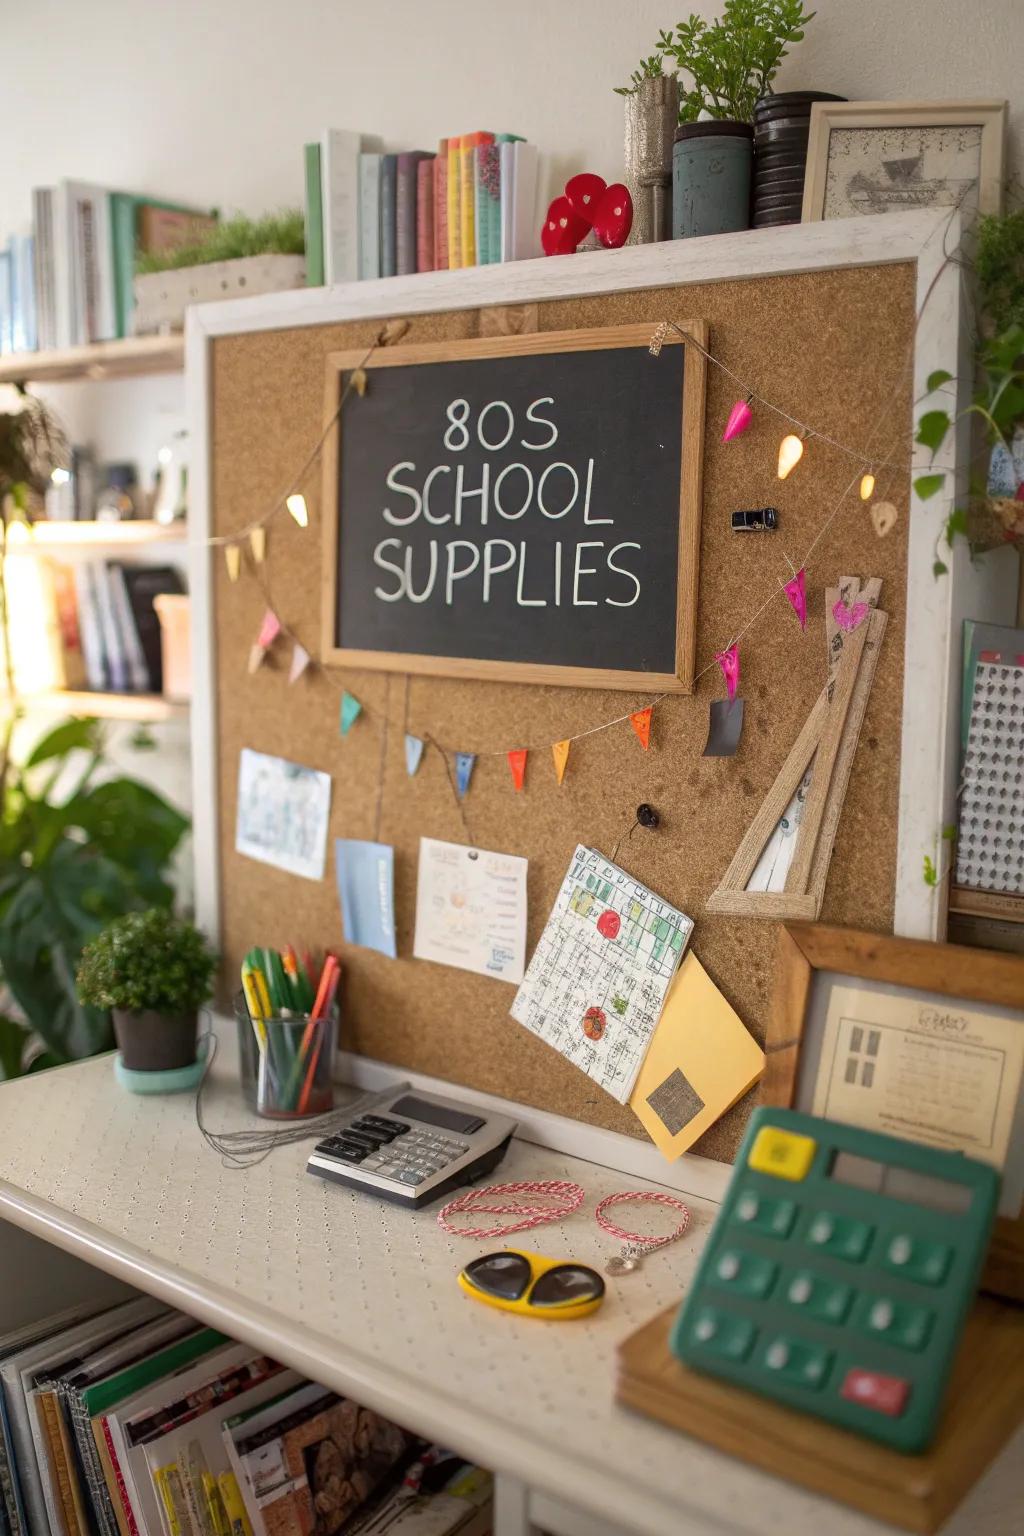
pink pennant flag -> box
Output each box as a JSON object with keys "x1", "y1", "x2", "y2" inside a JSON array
[
  {"x1": 783, "y1": 568, "x2": 807, "y2": 630},
  {"x1": 715, "y1": 644, "x2": 740, "y2": 701},
  {"x1": 508, "y1": 749, "x2": 528, "y2": 792},
  {"x1": 257, "y1": 610, "x2": 281, "y2": 649},
  {"x1": 289, "y1": 642, "x2": 310, "y2": 683},
  {"x1": 722, "y1": 398, "x2": 753, "y2": 442}
]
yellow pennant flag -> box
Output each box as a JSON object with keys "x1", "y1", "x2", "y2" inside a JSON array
[
  {"x1": 225, "y1": 544, "x2": 241, "y2": 582},
  {"x1": 250, "y1": 527, "x2": 266, "y2": 563},
  {"x1": 552, "y1": 739, "x2": 570, "y2": 785}
]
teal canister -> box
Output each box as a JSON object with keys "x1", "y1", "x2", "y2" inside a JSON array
[{"x1": 672, "y1": 122, "x2": 754, "y2": 238}]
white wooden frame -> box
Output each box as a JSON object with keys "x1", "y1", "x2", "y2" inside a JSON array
[
  {"x1": 186, "y1": 210, "x2": 1018, "y2": 1186},
  {"x1": 801, "y1": 99, "x2": 1007, "y2": 223}
]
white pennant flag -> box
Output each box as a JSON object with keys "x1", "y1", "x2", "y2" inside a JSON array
[{"x1": 289, "y1": 643, "x2": 310, "y2": 684}]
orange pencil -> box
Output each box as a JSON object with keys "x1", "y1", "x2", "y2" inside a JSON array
[{"x1": 299, "y1": 957, "x2": 340, "y2": 1113}]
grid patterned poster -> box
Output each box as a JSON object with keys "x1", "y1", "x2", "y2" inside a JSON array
[
  {"x1": 510, "y1": 845, "x2": 693, "y2": 1103},
  {"x1": 956, "y1": 657, "x2": 1024, "y2": 895}
]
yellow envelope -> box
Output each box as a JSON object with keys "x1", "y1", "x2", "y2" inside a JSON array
[{"x1": 630, "y1": 951, "x2": 764, "y2": 1159}]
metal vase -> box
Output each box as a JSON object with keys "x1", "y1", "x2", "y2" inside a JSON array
[{"x1": 623, "y1": 74, "x2": 680, "y2": 244}]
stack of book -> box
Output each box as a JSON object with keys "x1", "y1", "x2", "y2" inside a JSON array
[
  {"x1": 46, "y1": 559, "x2": 184, "y2": 696},
  {"x1": 0, "y1": 1296, "x2": 492, "y2": 1536},
  {"x1": 0, "y1": 185, "x2": 216, "y2": 354},
  {"x1": 304, "y1": 129, "x2": 539, "y2": 285}
]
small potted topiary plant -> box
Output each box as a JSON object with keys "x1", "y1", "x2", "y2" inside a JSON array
[{"x1": 76, "y1": 909, "x2": 217, "y2": 1074}]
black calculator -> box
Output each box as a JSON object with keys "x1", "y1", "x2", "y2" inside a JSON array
[{"x1": 306, "y1": 1085, "x2": 517, "y2": 1208}]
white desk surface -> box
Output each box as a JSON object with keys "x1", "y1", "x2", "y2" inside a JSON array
[{"x1": 0, "y1": 1044, "x2": 1020, "y2": 1536}]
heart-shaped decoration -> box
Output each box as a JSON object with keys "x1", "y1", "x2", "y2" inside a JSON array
[
  {"x1": 565, "y1": 172, "x2": 607, "y2": 225},
  {"x1": 870, "y1": 500, "x2": 898, "y2": 538},
  {"x1": 833, "y1": 598, "x2": 869, "y2": 633},
  {"x1": 541, "y1": 195, "x2": 589, "y2": 256},
  {"x1": 591, "y1": 183, "x2": 633, "y2": 248}
]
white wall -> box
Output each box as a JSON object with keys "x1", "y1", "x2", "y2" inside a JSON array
[{"x1": 2, "y1": 0, "x2": 1021, "y2": 233}]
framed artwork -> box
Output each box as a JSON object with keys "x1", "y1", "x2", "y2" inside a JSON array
[
  {"x1": 764, "y1": 923, "x2": 1024, "y2": 1299},
  {"x1": 801, "y1": 99, "x2": 1006, "y2": 223}
]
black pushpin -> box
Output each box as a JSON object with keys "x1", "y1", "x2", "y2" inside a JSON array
[{"x1": 636, "y1": 803, "x2": 659, "y2": 829}]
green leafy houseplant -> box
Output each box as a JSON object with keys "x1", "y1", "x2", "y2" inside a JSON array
[
  {"x1": 135, "y1": 210, "x2": 305, "y2": 275},
  {"x1": 77, "y1": 909, "x2": 216, "y2": 1073},
  {"x1": 616, "y1": 1, "x2": 815, "y2": 123}
]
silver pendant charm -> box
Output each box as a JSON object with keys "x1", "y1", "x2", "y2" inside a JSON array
[{"x1": 606, "y1": 1244, "x2": 642, "y2": 1276}]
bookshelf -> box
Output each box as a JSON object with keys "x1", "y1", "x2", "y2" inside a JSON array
[
  {"x1": 23, "y1": 519, "x2": 187, "y2": 550},
  {"x1": 11, "y1": 690, "x2": 188, "y2": 723},
  {"x1": 0, "y1": 333, "x2": 183, "y2": 385}
]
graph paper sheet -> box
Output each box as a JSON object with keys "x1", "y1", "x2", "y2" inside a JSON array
[
  {"x1": 956, "y1": 656, "x2": 1024, "y2": 895},
  {"x1": 510, "y1": 844, "x2": 693, "y2": 1104}
]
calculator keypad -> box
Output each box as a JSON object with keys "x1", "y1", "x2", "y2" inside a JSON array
[
  {"x1": 783, "y1": 1269, "x2": 853, "y2": 1324},
  {"x1": 760, "y1": 1335, "x2": 833, "y2": 1390},
  {"x1": 882, "y1": 1231, "x2": 952, "y2": 1286},
  {"x1": 804, "y1": 1209, "x2": 874, "y2": 1262},
  {"x1": 734, "y1": 1190, "x2": 798, "y2": 1238},
  {"x1": 710, "y1": 1249, "x2": 778, "y2": 1299},
  {"x1": 314, "y1": 1115, "x2": 470, "y2": 1188}
]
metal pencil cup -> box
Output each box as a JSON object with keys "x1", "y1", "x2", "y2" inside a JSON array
[{"x1": 234, "y1": 994, "x2": 337, "y2": 1118}]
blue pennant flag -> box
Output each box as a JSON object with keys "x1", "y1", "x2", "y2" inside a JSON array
[
  {"x1": 454, "y1": 752, "x2": 476, "y2": 798},
  {"x1": 405, "y1": 733, "x2": 425, "y2": 777},
  {"x1": 339, "y1": 691, "x2": 362, "y2": 736}
]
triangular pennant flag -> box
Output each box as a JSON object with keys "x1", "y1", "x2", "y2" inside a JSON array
[
  {"x1": 455, "y1": 752, "x2": 475, "y2": 798},
  {"x1": 257, "y1": 610, "x2": 281, "y2": 649},
  {"x1": 783, "y1": 568, "x2": 807, "y2": 631},
  {"x1": 247, "y1": 643, "x2": 266, "y2": 675},
  {"x1": 722, "y1": 398, "x2": 753, "y2": 442},
  {"x1": 289, "y1": 642, "x2": 310, "y2": 684},
  {"x1": 405, "y1": 733, "x2": 425, "y2": 777},
  {"x1": 225, "y1": 545, "x2": 241, "y2": 582},
  {"x1": 552, "y1": 738, "x2": 570, "y2": 785},
  {"x1": 715, "y1": 644, "x2": 740, "y2": 702},
  {"x1": 629, "y1": 707, "x2": 652, "y2": 751},
  {"x1": 339, "y1": 691, "x2": 362, "y2": 735},
  {"x1": 250, "y1": 527, "x2": 266, "y2": 563},
  {"x1": 508, "y1": 749, "x2": 527, "y2": 792}
]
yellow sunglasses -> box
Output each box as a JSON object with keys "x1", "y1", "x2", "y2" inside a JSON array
[{"x1": 458, "y1": 1248, "x2": 606, "y2": 1320}]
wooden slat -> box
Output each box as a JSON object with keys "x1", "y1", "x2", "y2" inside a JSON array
[{"x1": 0, "y1": 335, "x2": 184, "y2": 385}]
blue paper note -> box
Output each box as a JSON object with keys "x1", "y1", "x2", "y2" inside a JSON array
[
  {"x1": 405, "y1": 733, "x2": 425, "y2": 776},
  {"x1": 455, "y1": 752, "x2": 476, "y2": 798},
  {"x1": 335, "y1": 839, "x2": 397, "y2": 958}
]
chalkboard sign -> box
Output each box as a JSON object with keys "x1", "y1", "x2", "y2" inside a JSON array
[{"x1": 321, "y1": 322, "x2": 706, "y2": 690}]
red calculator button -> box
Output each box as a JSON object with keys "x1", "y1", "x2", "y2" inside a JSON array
[{"x1": 840, "y1": 1368, "x2": 910, "y2": 1417}]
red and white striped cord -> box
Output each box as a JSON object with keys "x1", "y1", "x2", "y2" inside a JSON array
[
  {"x1": 594, "y1": 1190, "x2": 691, "y2": 1253},
  {"x1": 436, "y1": 1179, "x2": 586, "y2": 1239}
]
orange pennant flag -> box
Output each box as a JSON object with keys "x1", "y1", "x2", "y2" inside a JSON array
[
  {"x1": 508, "y1": 749, "x2": 528, "y2": 792},
  {"x1": 630, "y1": 708, "x2": 653, "y2": 751},
  {"x1": 552, "y1": 739, "x2": 570, "y2": 785}
]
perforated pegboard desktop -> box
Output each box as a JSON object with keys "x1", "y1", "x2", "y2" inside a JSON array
[{"x1": 210, "y1": 263, "x2": 916, "y2": 1162}]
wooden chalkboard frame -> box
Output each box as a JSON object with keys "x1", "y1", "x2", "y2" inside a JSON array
[{"x1": 319, "y1": 321, "x2": 707, "y2": 691}]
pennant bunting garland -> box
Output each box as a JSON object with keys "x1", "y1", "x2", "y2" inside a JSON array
[
  {"x1": 257, "y1": 610, "x2": 282, "y2": 649},
  {"x1": 629, "y1": 708, "x2": 653, "y2": 751},
  {"x1": 288, "y1": 643, "x2": 310, "y2": 684},
  {"x1": 552, "y1": 738, "x2": 571, "y2": 785},
  {"x1": 247, "y1": 643, "x2": 266, "y2": 675},
  {"x1": 455, "y1": 752, "x2": 476, "y2": 798},
  {"x1": 339, "y1": 691, "x2": 362, "y2": 735},
  {"x1": 250, "y1": 527, "x2": 266, "y2": 563},
  {"x1": 508, "y1": 749, "x2": 528, "y2": 792},
  {"x1": 405, "y1": 733, "x2": 425, "y2": 777},
  {"x1": 716, "y1": 644, "x2": 740, "y2": 701},
  {"x1": 225, "y1": 545, "x2": 241, "y2": 582},
  {"x1": 783, "y1": 568, "x2": 807, "y2": 630}
]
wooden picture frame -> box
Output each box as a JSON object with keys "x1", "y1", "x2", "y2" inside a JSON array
[
  {"x1": 801, "y1": 99, "x2": 1007, "y2": 223},
  {"x1": 765, "y1": 923, "x2": 1024, "y2": 1300},
  {"x1": 320, "y1": 321, "x2": 707, "y2": 692}
]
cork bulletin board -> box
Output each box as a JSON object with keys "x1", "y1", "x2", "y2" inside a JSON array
[{"x1": 210, "y1": 260, "x2": 915, "y2": 1164}]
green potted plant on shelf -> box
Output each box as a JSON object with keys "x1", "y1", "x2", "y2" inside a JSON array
[
  {"x1": 133, "y1": 210, "x2": 306, "y2": 335},
  {"x1": 76, "y1": 908, "x2": 217, "y2": 1074}
]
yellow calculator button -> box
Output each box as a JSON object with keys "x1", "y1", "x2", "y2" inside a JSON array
[{"x1": 748, "y1": 1126, "x2": 817, "y2": 1182}]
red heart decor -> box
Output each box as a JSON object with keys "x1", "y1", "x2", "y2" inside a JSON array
[
  {"x1": 591, "y1": 183, "x2": 633, "y2": 248},
  {"x1": 541, "y1": 195, "x2": 589, "y2": 256},
  {"x1": 565, "y1": 172, "x2": 607, "y2": 225}
]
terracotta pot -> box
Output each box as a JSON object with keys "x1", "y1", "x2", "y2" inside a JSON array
[{"x1": 112, "y1": 1008, "x2": 198, "y2": 1072}]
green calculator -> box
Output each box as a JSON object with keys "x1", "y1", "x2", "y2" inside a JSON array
[{"x1": 671, "y1": 1107, "x2": 999, "y2": 1452}]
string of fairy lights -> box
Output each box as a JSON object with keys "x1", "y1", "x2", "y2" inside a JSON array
[{"x1": 219, "y1": 214, "x2": 961, "y2": 810}]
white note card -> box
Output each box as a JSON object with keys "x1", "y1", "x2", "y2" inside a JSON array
[
  {"x1": 235, "y1": 748, "x2": 331, "y2": 881},
  {"x1": 414, "y1": 838, "x2": 528, "y2": 984},
  {"x1": 511, "y1": 844, "x2": 693, "y2": 1104}
]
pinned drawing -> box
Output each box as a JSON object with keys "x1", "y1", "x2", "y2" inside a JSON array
[{"x1": 235, "y1": 748, "x2": 331, "y2": 881}]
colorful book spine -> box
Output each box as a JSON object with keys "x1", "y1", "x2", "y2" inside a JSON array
[
  {"x1": 446, "y1": 137, "x2": 462, "y2": 268},
  {"x1": 416, "y1": 157, "x2": 436, "y2": 272},
  {"x1": 302, "y1": 143, "x2": 324, "y2": 286},
  {"x1": 434, "y1": 140, "x2": 449, "y2": 270},
  {"x1": 474, "y1": 142, "x2": 502, "y2": 265},
  {"x1": 379, "y1": 154, "x2": 397, "y2": 279},
  {"x1": 396, "y1": 152, "x2": 428, "y2": 277},
  {"x1": 358, "y1": 153, "x2": 382, "y2": 279}
]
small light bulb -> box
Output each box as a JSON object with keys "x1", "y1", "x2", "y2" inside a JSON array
[
  {"x1": 860, "y1": 471, "x2": 875, "y2": 501},
  {"x1": 50, "y1": 467, "x2": 71, "y2": 486},
  {"x1": 286, "y1": 494, "x2": 308, "y2": 528},
  {"x1": 157, "y1": 445, "x2": 173, "y2": 466},
  {"x1": 777, "y1": 433, "x2": 804, "y2": 480}
]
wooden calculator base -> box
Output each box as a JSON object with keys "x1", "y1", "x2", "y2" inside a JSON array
[{"x1": 616, "y1": 1298, "x2": 1024, "y2": 1534}]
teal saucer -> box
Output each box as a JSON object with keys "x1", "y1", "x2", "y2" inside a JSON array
[{"x1": 114, "y1": 1036, "x2": 210, "y2": 1095}]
